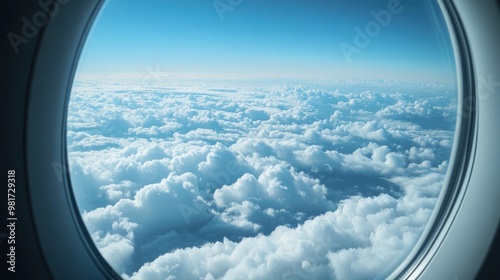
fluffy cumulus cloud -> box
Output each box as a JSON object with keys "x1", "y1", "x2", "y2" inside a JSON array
[{"x1": 66, "y1": 75, "x2": 457, "y2": 279}]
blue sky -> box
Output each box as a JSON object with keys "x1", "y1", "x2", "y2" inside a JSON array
[{"x1": 77, "y1": 0, "x2": 456, "y2": 83}]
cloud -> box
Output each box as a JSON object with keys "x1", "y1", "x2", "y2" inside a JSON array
[
  {"x1": 125, "y1": 172, "x2": 441, "y2": 280},
  {"x1": 67, "y1": 77, "x2": 456, "y2": 278},
  {"x1": 97, "y1": 233, "x2": 136, "y2": 274}
]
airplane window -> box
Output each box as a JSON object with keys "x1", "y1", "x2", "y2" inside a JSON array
[{"x1": 66, "y1": 0, "x2": 458, "y2": 279}]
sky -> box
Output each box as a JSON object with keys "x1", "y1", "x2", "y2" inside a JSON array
[
  {"x1": 77, "y1": 0, "x2": 456, "y2": 83},
  {"x1": 67, "y1": 1, "x2": 459, "y2": 278}
]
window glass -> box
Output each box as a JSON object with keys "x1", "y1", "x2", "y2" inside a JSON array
[{"x1": 67, "y1": 0, "x2": 457, "y2": 278}]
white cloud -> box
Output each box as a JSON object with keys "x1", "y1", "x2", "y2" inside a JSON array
[
  {"x1": 97, "y1": 233, "x2": 135, "y2": 274},
  {"x1": 126, "y1": 172, "x2": 440, "y2": 280},
  {"x1": 67, "y1": 77, "x2": 456, "y2": 278}
]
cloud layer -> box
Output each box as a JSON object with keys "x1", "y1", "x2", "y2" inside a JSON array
[{"x1": 67, "y1": 76, "x2": 456, "y2": 279}]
